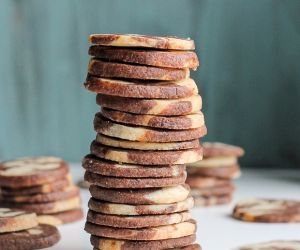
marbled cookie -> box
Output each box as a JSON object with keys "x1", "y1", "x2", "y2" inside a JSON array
[
  {"x1": 91, "y1": 142, "x2": 203, "y2": 165},
  {"x1": 88, "y1": 197, "x2": 194, "y2": 215},
  {"x1": 188, "y1": 156, "x2": 238, "y2": 168},
  {"x1": 187, "y1": 164, "x2": 241, "y2": 179},
  {"x1": 88, "y1": 59, "x2": 189, "y2": 81},
  {"x1": 233, "y1": 198, "x2": 300, "y2": 223},
  {"x1": 233, "y1": 240, "x2": 300, "y2": 250},
  {"x1": 194, "y1": 195, "x2": 232, "y2": 207},
  {"x1": 89, "y1": 34, "x2": 195, "y2": 50},
  {"x1": 190, "y1": 182, "x2": 235, "y2": 197},
  {"x1": 86, "y1": 76, "x2": 198, "y2": 99},
  {"x1": 96, "y1": 134, "x2": 200, "y2": 151},
  {"x1": 96, "y1": 94, "x2": 202, "y2": 116},
  {"x1": 83, "y1": 155, "x2": 186, "y2": 178},
  {"x1": 89, "y1": 184, "x2": 190, "y2": 205},
  {"x1": 85, "y1": 171, "x2": 187, "y2": 188},
  {"x1": 87, "y1": 210, "x2": 191, "y2": 228},
  {"x1": 94, "y1": 115, "x2": 206, "y2": 142},
  {"x1": 85, "y1": 219, "x2": 196, "y2": 240},
  {"x1": 0, "y1": 208, "x2": 38, "y2": 233},
  {"x1": 37, "y1": 209, "x2": 83, "y2": 226},
  {"x1": 0, "y1": 224, "x2": 60, "y2": 250},
  {"x1": 90, "y1": 234, "x2": 196, "y2": 250},
  {"x1": 89, "y1": 46, "x2": 199, "y2": 69},
  {"x1": 186, "y1": 176, "x2": 229, "y2": 188},
  {"x1": 0, "y1": 156, "x2": 69, "y2": 188},
  {"x1": 203, "y1": 142, "x2": 245, "y2": 158}
]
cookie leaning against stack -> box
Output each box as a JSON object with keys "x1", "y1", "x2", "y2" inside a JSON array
[
  {"x1": 0, "y1": 208, "x2": 60, "y2": 250},
  {"x1": 83, "y1": 34, "x2": 206, "y2": 250},
  {"x1": 0, "y1": 157, "x2": 83, "y2": 226},
  {"x1": 187, "y1": 142, "x2": 244, "y2": 206}
]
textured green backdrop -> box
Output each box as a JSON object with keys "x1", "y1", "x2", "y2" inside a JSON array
[{"x1": 0, "y1": 0, "x2": 299, "y2": 167}]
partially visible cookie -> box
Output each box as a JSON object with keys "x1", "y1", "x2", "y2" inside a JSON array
[
  {"x1": 193, "y1": 195, "x2": 232, "y2": 207},
  {"x1": 187, "y1": 164, "x2": 241, "y2": 179},
  {"x1": 85, "y1": 219, "x2": 196, "y2": 240},
  {"x1": 37, "y1": 209, "x2": 84, "y2": 226},
  {"x1": 233, "y1": 198, "x2": 300, "y2": 223},
  {"x1": 96, "y1": 94, "x2": 202, "y2": 116},
  {"x1": 190, "y1": 183, "x2": 235, "y2": 197},
  {"x1": 0, "y1": 224, "x2": 60, "y2": 250},
  {"x1": 88, "y1": 197, "x2": 194, "y2": 216},
  {"x1": 203, "y1": 142, "x2": 245, "y2": 158},
  {"x1": 0, "y1": 208, "x2": 38, "y2": 233},
  {"x1": 188, "y1": 156, "x2": 237, "y2": 168},
  {"x1": 0, "y1": 156, "x2": 69, "y2": 188},
  {"x1": 233, "y1": 240, "x2": 300, "y2": 250},
  {"x1": 186, "y1": 176, "x2": 229, "y2": 188},
  {"x1": 89, "y1": 34, "x2": 195, "y2": 50},
  {"x1": 89, "y1": 184, "x2": 190, "y2": 205}
]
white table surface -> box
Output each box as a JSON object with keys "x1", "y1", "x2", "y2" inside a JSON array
[{"x1": 48, "y1": 164, "x2": 300, "y2": 250}]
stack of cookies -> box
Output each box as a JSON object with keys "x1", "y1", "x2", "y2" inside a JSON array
[
  {"x1": 83, "y1": 34, "x2": 207, "y2": 250},
  {"x1": 0, "y1": 157, "x2": 83, "y2": 225},
  {"x1": 0, "y1": 208, "x2": 60, "y2": 249},
  {"x1": 187, "y1": 142, "x2": 244, "y2": 206}
]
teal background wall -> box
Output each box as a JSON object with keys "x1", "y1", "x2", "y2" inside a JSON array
[{"x1": 0, "y1": 0, "x2": 299, "y2": 167}]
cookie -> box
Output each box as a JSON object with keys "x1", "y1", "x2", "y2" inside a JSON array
[
  {"x1": 2, "y1": 196, "x2": 81, "y2": 214},
  {"x1": 96, "y1": 134, "x2": 200, "y2": 151},
  {"x1": 0, "y1": 224, "x2": 60, "y2": 250},
  {"x1": 0, "y1": 208, "x2": 38, "y2": 233},
  {"x1": 89, "y1": 184, "x2": 190, "y2": 205},
  {"x1": 85, "y1": 219, "x2": 196, "y2": 240},
  {"x1": 193, "y1": 195, "x2": 232, "y2": 207},
  {"x1": 89, "y1": 34, "x2": 195, "y2": 50},
  {"x1": 83, "y1": 155, "x2": 186, "y2": 178},
  {"x1": 90, "y1": 234, "x2": 196, "y2": 250},
  {"x1": 37, "y1": 209, "x2": 84, "y2": 226},
  {"x1": 96, "y1": 94, "x2": 202, "y2": 116},
  {"x1": 91, "y1": 142, "x2": 203, "y2": 165},
  {"x1": 186, "y1": 176, "x2": 230, "y2": 188},
  {"x1": 178, "y1": 244, "x2": 201, "y2": 250},
  {"x1": 233, "y1": 198, "x2": 300, "y2": 223},
  {"x1": 88, "y1": 197, "x2": 194, "y2": 215},
  {"x1": 89, "y1": 46, "x2": 199, "y2": 69},
  {"x1": 88, "y1": 59, "x2": 189, "y2": 81},
  {"x1": 190, "y1": 182, "x2": 235, "y2": 196},
  {"x1": 86, "y1": 76, "x2": 198, "y2": 99},
  {"x1": 203, "y1": 142, "x2": 245, "y2": 157},
  {"x1": 84, "y1": 171, "x2": 187, "y2": 188},
  {"x1": 2, "y1": 185, "x2": 80, "y2": 203},
  {"x1": 94, "y1": 115, "x2": 207, "y2": 142},
  {"x1": 0, "y1": 175, "x2": 71, "y2": 196},
  {"x1": 187, "y1": 164, "x2": 241, "y2": 179},
  {"x1": 0, "y1": 156, "x2": 69, "y2": 188},
  {"x1": 188, "y1": 156, "x2": 237, "y2": 168},
  {"x1": 77, "y1": 180, "x2": 91, "y2": 189},
  {"x1": 233, "y1": 240, "x2": 300, "y2": 250},
  {"x1": 101, "y1": 109, "x2": 204, "y2": 130},
  {"x1": 87, "y1": 210, "x2": 191, "y2": 228}
]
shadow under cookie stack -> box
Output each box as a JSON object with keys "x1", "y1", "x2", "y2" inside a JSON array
[
  {"x1": 83, "y1": 34, "x2": 207, "y2": 250},
  {"x1": 187, "y1": 142, "x2": 244, "y2": 206}
]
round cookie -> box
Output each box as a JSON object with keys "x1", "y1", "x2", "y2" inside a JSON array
[
  {"x1": 77, "y1": 180, "x2": 91, "y2": 189},
  {"x1": 88, "y1": 197, "x2": 194, "y2": 216},
  {"x1": 0, "y1": 175, "x2": 71, "y2": 196},
  {"x1": 89, "y1": 46, "x2": 199, "y2": 69},
  {"x1": 89, "y1": 34, "x2": 195, "y2": 50},
  {"x1": 203, "y1": 142, "x2": 245, "y2": 158},
  {"x1": 86, "y1": 76, "x2": 198, "y2": 99},
  {"x1": 85, "y1": 219, "x2": 196, "y2": 240},
  {"x1": 187, "y1": 164, "x2": 241, "y2": 179},
  {"x1": 87, "y1": 210, "x2": 191, "y2": 228},
  {"x1": 186, "y1": 176, "x2": 230, "y2": 188},
  {"x1": 96, "y1": 134, "x2": 200, "y2": 151},
  {"x1": 101, "y1": 109, "x2": 204, "y2": 130},
  {"x1": 96, "y1": 94, "x2": 202, "y2": 116},
  {"x1": 0, "y1": 224, "x2": 60, "y2": 250},
  {"x1": 233, "y1": 240, "x2": 300, "y2": 250},
  {"x1": 90, "y1": 234, "x2": 197, "y2": 250},
  {"x1": 188, "y1": 156, "x2": 238, "y2": 168},
  {"x1": 84, "y1": 171, "x2": 187, "y2": 188},
  {"x1": 88, "y1": 59, "x2": 189, "y2": 81},
  {"x1": 193, "y1": 195, "x2": 232, "y2": 207},
  {"x1": 2, "y1": 185, "x2": 80, "y2": 203},
  {"x1": 190, "y1": 182, "x2": 235, "y2": 197},
  {"x1": 0, "y1": 208, "x2": 38, "y2": 233},
  {"x1": 94, "y1": 115, "x2": 206, "y2": 142},
  {"x1": 89, "y1": 184, "x2": 190, "y2": 205},
  {"x1": 37, "y1": 209, "x2": 84, "y2": 226},
  {"x1": 2, "y1": 196, "x2": 81, "y2": 215},
  {"x1": 0, "y1": 156, "x2": 69, "y2": 188},
  {"x1": 233, "y1": 198, "x2": 300, "y2": 223},
  {"x1": 91, "y1": 142, "x2": 203, "y2": 165},
  {"x1": 83, "y1": 155, "x2": 186, "y2": 178}
]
